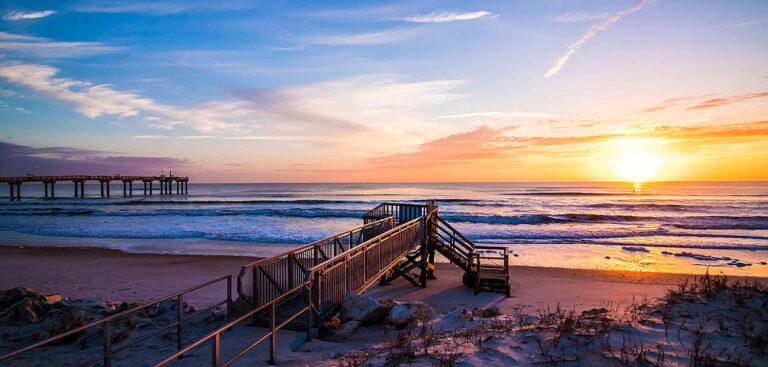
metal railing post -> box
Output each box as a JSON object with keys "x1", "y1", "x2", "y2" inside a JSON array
[
  {"x1": 177, "y1": 294, "x2": 184, "y2": 356},
  {"x1": 103, "y1": 319, "x2": 112, "y2": 367},
  {"x1": 212, "y1": 333, "x2": 220, "y2": 367},
  {"x1": 226, "y1": 275, "x2": 233, "y2": 322},
  {"x1": 306, "y1": 279, "x2": 313, "y2": 342},
  {"x1": 269, "y1": 302, "x2": 276, "y2": 365}
]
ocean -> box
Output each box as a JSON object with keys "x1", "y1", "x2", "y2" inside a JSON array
[{"x1": 1, "y1": 182, "x2": 766, "y2": 276}]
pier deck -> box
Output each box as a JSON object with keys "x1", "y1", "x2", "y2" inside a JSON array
[{"x1": 0, "y1": 174, "x2": 190, "y2": 199}]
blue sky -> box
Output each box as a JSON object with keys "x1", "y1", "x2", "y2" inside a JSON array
[{"x1": 0, "y1": 1, "x2": 766, "y2": 182}]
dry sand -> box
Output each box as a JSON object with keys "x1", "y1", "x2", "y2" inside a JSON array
[
  {"x1": 3, "y1": 246, "x2": 768, "y2": 366},
  {"x1": 3, "y1": 245, "x2": 755, "y2": 314},
  {"x1": 0, "y1": 246, "x2": 257, "y2": 307}
]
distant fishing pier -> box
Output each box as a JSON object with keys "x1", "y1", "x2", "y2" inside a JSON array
[{"x1": 0, "y1": 175, "x2": 190, "y2": 200}]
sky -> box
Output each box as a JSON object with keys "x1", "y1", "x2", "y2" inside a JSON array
[{"x1": 0, "y1": 0, "x2": 766, "y2": 182}]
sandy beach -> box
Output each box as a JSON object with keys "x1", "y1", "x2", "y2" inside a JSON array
[
  {"x1": 2, "y1": 245, "x2": 767, "y2": 366},
  {"x1": 0, "y1": 246, "x2": 257, "y2": 307},
  {"x1": 1, "y1": 245, "x2": 757, "y2": 311}
]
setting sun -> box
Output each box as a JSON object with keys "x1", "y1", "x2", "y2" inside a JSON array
[{"x1": 611, "y1": 151, "x2": 662, "y2": 183}]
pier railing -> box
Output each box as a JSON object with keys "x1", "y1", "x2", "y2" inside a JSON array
[
  {"x1": 0, "y1": 275, "x2": 232, "y2": 367},
  {"x1": 236, "y1": 216, "x2": 396, "y2": 308},
  {"x1": 0, "y1": 175, "x2": 189, "y2": 183}
]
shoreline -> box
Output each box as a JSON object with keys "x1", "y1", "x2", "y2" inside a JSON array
[{"x1": 2, "y1": 229, "x2": 767, "y2": 277}]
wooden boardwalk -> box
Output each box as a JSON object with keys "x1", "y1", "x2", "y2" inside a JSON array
[
  {"x1": 0, "y1": 201, "x2": 510, "y2": 366},
  {"x1": 0, "y1": 174, "x2": 190, "y2": 199}
]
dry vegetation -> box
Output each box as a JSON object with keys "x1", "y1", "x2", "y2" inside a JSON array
[{"x1": 325, "y1": 272, "x2": 768, "y2": 366}]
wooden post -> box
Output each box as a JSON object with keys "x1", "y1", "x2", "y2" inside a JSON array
[{"x1": 103, "y1": 319, "x2": 112, "y2": 367}]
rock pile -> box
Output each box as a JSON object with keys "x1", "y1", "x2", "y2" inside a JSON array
[
  {"x1": 0, "y1": 287, "x2": 226, "y2": 356},
  {"x1": 324, "y1": 293, "x2": 434, "y2": 341}
]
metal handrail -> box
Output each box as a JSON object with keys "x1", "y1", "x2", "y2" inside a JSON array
[
  {"x1": 0, "y1": 275, "x2": 232, "y2": 367},
  {"x1": 155, "y1": 281, "x2": 312, "y2": 366}
]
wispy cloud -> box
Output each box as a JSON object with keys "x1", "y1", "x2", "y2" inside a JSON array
[
  {"x1": 237, "y1": 74, "x2": 466, "y2": 135},
  {"x1": 226, "y1": 136, "x2": 317, "y2": 141},
  {"x1": 641, "y1": 92, "x2": 768, "y2": 112},
  {"x1": 74, "y1": 1, "x2": 254, "y2": 15},
  {"x1": 306, "y1": 29, "x2": 411, "y2": 46},
  {"x1": 687, "y1": 92, "x2": 768, "y2": 110},
  {"x1": 439, "y1": 111, "x2": 554, "y2": 119},
  {"x1": 403, "y1": 11, "x2": 496, "y2": 24},
  {"x1": 550, "y1": 11, "x2": 610, "y2": 23},
  {"x1": 545, "y1": 0, "x2": 646, "y2": 78},
  {"x1": 3, "y1": 10, "x2": 57, "y2": 21},
  {"x1": 132, "y1": 135, "x2": 217, "y2": 140},
  {"x1": 712, "y1": 19, "x2": 763, "y2": 30},
  {"x1": 0, "y1": 31, "x2": 120, "y2": 58},
  {"x1": 0, "y1": 61, "x2": 258, "y2": 131}
]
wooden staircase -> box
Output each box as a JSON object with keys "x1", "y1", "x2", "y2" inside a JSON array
[{"x1": 431, "y1": 216, "x2": 511, "y2": 297}]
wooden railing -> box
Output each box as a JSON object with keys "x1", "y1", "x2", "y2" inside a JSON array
[
  {"x1": 432, "y1": 216, "x2": 476, "y2": 271},
  {"x1": 0, "y1": 275, "x2": 232, "y2": 367},
  {"x1": 309, "y1": 215, "x2": 427, "y2": 320},
  {"x1": 159, "y1": 209, "x2": 434, "y2": 366},
  {"x1": 472, "y1": 245, "x2": 510, "y2": 296},
  {"x1": 363, "y1": 202, "x2": 427, "y2": 224},
  {"x1": 236, "y1": 217, "x2": 396, "y2": 308}
]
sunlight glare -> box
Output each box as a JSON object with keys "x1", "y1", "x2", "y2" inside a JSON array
[{"x1": 611, "y1": 151, "x2": 662, "y2": 183}]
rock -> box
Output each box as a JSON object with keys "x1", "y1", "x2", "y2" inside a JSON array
[
  {"x1": 0, "y1": 287, "x2": 47, "y2": 311},
  {"x1": 327, "y1": 320, "x2": 361, "y2": 341},
  {"x1": 44, "y1": 294, "x2": 62, "y2": 305},
  {"x1": 471, "y1": 306, "x2": 502, "y2": 318},
  {"x1": 38, "y1": 308, "x2": 86, "y2": 341},
  {"x1": 325, "y1": 315, "x2": 342, "y2": 330},
  {"x1": 387, "y1": 301, "x2": 431, "y2": 329},
  {"x1": 435, "y1": 308, "x2": 474, "y2": 331},
  {"x1": 581, "y1": 308, "x2": 609, "y2": 317},
  {"x1": 0, "y1": 298, "x2": 48, "y2": 322},
  {"x1": 340, "y1": 293, "x2": 387, "y2": 325}
]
